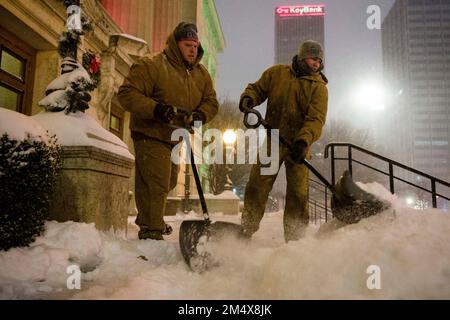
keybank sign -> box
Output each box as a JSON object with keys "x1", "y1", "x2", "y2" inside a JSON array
[{"x1": 276, "y1": 5, "x2": 325, "y2": 17}]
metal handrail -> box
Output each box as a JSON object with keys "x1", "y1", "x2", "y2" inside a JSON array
[
  {"x1": 308, "y1": 178, "x2": 330, "y2": 223},
  {"x1": 324, "y1": 142, "x2": 450, "y2": 208},
  {"x1": 308, "y1": 198, "x2": 330, "y2": 225}
]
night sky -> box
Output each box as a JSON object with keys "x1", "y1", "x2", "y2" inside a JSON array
[{"x1": 214, "y1": 0, "x2": 396, "y2": 126}]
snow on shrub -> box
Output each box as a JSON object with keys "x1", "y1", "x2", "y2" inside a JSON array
[{"x1": 0, "y1": 132, "x2": 61, "y2": 251}]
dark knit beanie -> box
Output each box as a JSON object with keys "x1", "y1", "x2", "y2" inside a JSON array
[
  {"x1": 174, "y1": 22, "x2": 199, "y2": 42},
  {"x1": 298, "y1": 40, "x2": 324, "y2": 61}
]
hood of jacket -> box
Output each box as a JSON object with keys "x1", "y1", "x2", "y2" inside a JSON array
[{"x1": 163, "y1": 32, "x2": 204, "y2": 70}]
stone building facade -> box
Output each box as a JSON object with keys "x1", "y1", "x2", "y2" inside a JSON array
[{"x1": 0, "y1": 0, "x2": 225, "y2": 215}]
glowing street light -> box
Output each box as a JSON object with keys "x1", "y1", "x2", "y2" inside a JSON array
[
  {"x1": 352, "y1": 82, "x2": 386, "y2": 111},
  {"x1": 223, "y1": 129, "x2": 237, "y2": 146},
  {"x1": 406, "y1": 197, "x2": 415, "y2": 206}
]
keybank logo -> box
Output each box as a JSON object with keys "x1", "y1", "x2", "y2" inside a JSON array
[{"x1": 276, "y1": 5, "x2": 325, "y2": 17}]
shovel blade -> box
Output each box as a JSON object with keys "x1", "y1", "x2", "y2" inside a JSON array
[
  {"x1": 179, "y1": 219, "x2": 244, "y2": 272},
  {"x1": 331, "y1": 170, "x2": 390, "y2": 224}
]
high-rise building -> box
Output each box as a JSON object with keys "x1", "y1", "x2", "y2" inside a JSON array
[
  {"x1": 382, "y1": 0, "x2": 450, "y2": 184},
  {"x1": 274, "y1": 4, "x2": 325, "y2": 65}
]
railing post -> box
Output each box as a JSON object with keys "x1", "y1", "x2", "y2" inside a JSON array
[
  {"x1": 348, "y1": 145, "x2": 353, "y2": 176},
  {"x1": 389, "y1": 163, "x2": 395, "y2": 194},
  {"x1": 314, "y1": 200, "x2": 317, "y2": 224},
  {"x1": 331, "y1": 145, "x2": 336, "y2": 186},
  {"x1": 308, "y1": 201, "x2": 311, "y2": 224},
  {"x1": 325, "y1": 187, "x2": 328, "y2": 223},
  {"x1": 431, "y1": 180, "x2": 437, "y2": 208}
]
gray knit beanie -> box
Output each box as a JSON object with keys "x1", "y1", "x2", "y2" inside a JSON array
[{"x1": 298, "y1": 40, "x2": 324, "y2": 61}]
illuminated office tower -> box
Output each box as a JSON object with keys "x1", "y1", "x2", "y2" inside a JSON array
[{"x1": 274, "y1": 4, "x2": 325, "y2": 65}]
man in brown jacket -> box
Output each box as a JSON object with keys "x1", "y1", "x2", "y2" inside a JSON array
[
  {"x1": 239, "y1": 40, "x2": 328, "y2": 242},
  {"x1": 118, "y1": 22, "x2": 219, "y2": 240}
]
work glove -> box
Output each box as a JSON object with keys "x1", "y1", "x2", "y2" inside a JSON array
[
  {"x1": 291, "y1": 140, "x2": 308, "y2": 163},
  {"x1": 185, "y1": 110, "x2": 206, "y2": 127},
  {"x1": 154, "y1": 103, "x2": 176, "y2": 123},
  {"x1": 239, "y1": 96, "x2": 254, "y2": 112}
]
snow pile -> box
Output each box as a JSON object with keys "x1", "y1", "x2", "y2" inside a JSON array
[
  {"x1": 0, "y1": 108, "x2": 48, "y2": 142},
  {"x1": 33, "y1": 221, "x2": 104, "y2": 270},
  {"x1": 0, "y1": 182, "x2": 449, "y2": 299},
  {"x1": 357, "y1": 180, "x2": 401, "y2": 207},
  {"x1": 0, "y1": 107, "x2": 132, "y2": 160},
  {"x1": 0, "y1": 221, "x2": 101, "y2": 298},
  {"x1": 32, "y1": 111, "x2": 134, "y2": 160},
  {"x1": 0, "y1": 220, "x2": 180, "y2": 299},
  {"x1": 226, "y1": 209, "x2": 450, "y2": 299}
]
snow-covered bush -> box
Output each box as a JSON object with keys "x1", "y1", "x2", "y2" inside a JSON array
[{"x1": 0, "y1": 133, "x2": 61, "y2": 251}]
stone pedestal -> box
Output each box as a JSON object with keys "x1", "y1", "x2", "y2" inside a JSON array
[
  {"x1": 50, "y1": 146, "x2": 134, "y2": 232},
  {"x1": 33, "y1": 111, "x2": 135, "y2": 233}
]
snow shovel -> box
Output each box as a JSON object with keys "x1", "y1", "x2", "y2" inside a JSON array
[
  {"x1": 242, "y1": 107, "x2": 389, "y2": 224},
  {"x1": 177, "y1": 126, "x2": 244, "y2": 272}
]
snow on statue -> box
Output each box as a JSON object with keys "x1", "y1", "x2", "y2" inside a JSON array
[{"x1": 38, "y1": 57, "x2": 92, "y2": 114}]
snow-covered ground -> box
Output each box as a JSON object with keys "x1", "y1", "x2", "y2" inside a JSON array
[{"x1": 1, "y1": 182, "x2": 449, "y2": 300}]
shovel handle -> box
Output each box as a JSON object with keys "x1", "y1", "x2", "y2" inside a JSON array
[
  {"x1": 243, "y1": 107, "x2": 264, "y2": 129},
  {"x1": 242, "y1": 108, "x2": 334, "y2": 191},
  {"x1": 185, "y1": 136, "x2": 210, "y2": 221},
  {"x1": 302, "y1": 159, "x2": 334, "y2": 190}
]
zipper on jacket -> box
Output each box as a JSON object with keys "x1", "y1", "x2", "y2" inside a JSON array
[{"x1": 186, "y1": 69, "x2": 192, "y2": 110}]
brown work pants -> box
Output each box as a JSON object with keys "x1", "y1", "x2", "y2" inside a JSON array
[
  {"x1": 134, "y1": 138, "x2": 179, "y2": 231},
  {"x1": 241, "y1": 144, "x2": 309, "y2": 242}
]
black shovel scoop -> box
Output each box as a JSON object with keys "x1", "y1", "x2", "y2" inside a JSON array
[
  {"x1": 178, "y1": 136, "x2": 244, "y2": 272},
  {"x1": 242, "y1": 107, "x2": 389, "y2": 224}
]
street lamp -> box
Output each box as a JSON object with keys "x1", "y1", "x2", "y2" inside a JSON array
[
  {"x1": 352, "y1": 81, "x2": 386, "y2": 111},
  {"x1": 223, "y1": 129, "x2": 237, "y2": 145},
  {"x1": 351, "y1": 80, "x2": 386, "y2": 142},
  {"x1": 406, "y1": 196, "x2": 415, "y2": 207}
]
